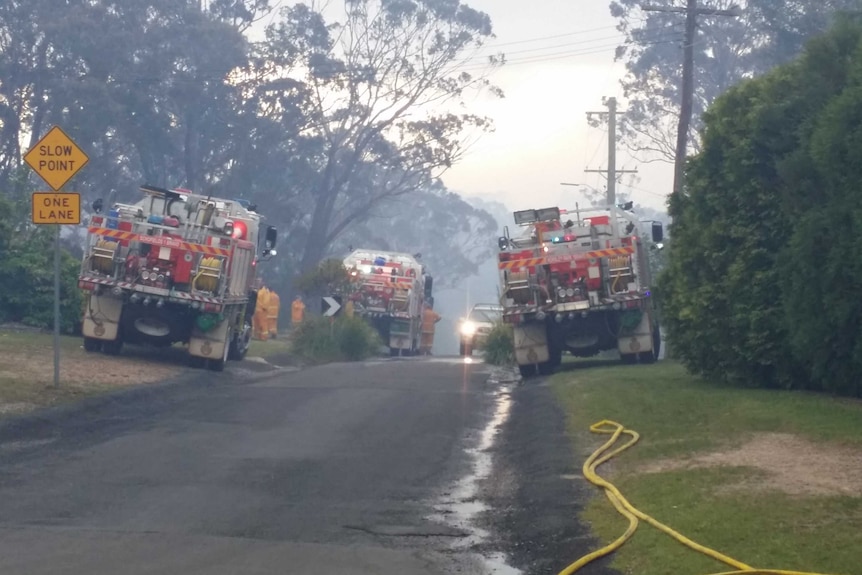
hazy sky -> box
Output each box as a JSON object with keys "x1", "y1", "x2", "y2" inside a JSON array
[{"x1": 439, "y1": 0, "x2": 675, "y2": 215}]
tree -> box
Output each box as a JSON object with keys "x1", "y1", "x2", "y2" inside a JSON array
[
  {"x1": 659, "y1": 15, "x2": 862, "y2": 396},
  {"x1": 259, "y1": 0, "x2": 502, "y2": 275},
  {"x1": 610, "y1": 0, "x2": 859, "y2": 164},
  {"x1": 334, "y1": 180, "x2": 499, "y2": 289}
]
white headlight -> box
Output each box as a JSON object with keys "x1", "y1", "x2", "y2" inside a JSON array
[
  {"x1": 566, "y1": 287, "x2": 575, "y2": 297},
  {"x1": 461, "y1": 321, "x2": 477, "y2": 335},
  {"x1": 142, "y1": 270, "x2": 150, "y2": 280},
  {"x1": 557, "y1": 287, "x2": 566, "y2": 299}
]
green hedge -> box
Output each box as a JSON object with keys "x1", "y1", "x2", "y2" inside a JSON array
[{"x1": 659, "y1": 17, "x2": 862, "y2": 396}]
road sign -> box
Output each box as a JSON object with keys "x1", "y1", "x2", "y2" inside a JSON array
[
  {"x1": 23, "y1": 125, "x2": 89, "y2": 191},
  {"x1": 322, "y1": 295, "x2": 343, "y2": 317},
  {"x1": 32, "y1": 192, "x2": 81, "y2": 225}
]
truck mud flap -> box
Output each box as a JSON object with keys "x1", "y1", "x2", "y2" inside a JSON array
[
  {"x1": 189, "y1": 316, "x2": 229, "y2": 360},
  {"x1": 617, "y1": 308, "x2": 654, "y2": 355},
  {"x1": 82, "y1": 293, "x2": 123, "y2": 341},
  {"x1": 513, "y1": 323, "x2": 549, "y2": 365}
]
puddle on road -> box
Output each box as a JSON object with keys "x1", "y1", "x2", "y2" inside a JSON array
[{"x1": 430, "y1": 378, "x2": 522, "y2": 575}]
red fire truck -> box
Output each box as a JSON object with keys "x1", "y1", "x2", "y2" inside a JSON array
[
  {"x1": 78, "y1": 184, "x2": 277, "y2": 371},
  {"x1": 497, "y1": 204, "x2": 663, "y2": 377},
  {"x1": 343, "y1": 249, "x2": 432, "y2": 356}
]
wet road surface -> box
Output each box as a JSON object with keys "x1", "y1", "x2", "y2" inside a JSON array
[{"x1": 0, "y1": 356, "x2": 510, "y2": 575}]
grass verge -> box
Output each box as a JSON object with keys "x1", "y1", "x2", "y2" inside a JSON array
[
  {"x1": 247, "y1": 337, "x2": 293, "y2": 360},
  {"x1": 0, "y1": 329, "x2": 184, "y2": 417},
  {"x1": 553, "y1": 360, "x2": 862, "y2": 575}
]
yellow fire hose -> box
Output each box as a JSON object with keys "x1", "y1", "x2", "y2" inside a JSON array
[{"x1": 559, "y1": 420, "x2": 842, "y2": 575}]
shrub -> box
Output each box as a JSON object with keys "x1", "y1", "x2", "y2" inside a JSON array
[
  {"x1": 289, "y1": 315, "x2": 382, "y2": 363},
  {"x1": 483, "y1": 322, "x2": 514, "y2": 366}
]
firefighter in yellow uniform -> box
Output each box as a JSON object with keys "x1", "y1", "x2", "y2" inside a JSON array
[
  {"x1": 291, "y1": 295, "x2": 306, "y2": 326},
  {"x1": 253, "y1": 286, "x2": 271, "y2": 340},
  {"x1": 267, "y1": 289, "x2": 280, "y2": 339},
  {"x1": 419, "y1": 301, "x2": 442, "y2": 355}
]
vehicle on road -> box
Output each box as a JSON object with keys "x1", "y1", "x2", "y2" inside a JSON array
[
  {"x1": 458, "y1": 303, "x2": 503, "y2": 356},
  {"x1": 78, "y1": 184, "x2": 278, "y2": 371},
  {"x1": 344, "y1": 249, "x2": 434, "y2": 356},
  {"x1": 497, "y1": 203, "x2": 663, "y2": 377}
]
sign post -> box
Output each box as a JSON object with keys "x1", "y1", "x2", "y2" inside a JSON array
[{"x1": 23, "y1": 126, "x2": 88, "y2": 387}]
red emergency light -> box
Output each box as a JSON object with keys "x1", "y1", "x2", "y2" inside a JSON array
[{"x1": 231, "y1": 220, "x2": 248, "y2": 240}]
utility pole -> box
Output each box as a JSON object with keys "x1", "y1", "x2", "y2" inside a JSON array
[
  {"x1": 642, "y1": 2, "x2": 740, "y2": 197},
  {"x1": 585, "y1": 97, "x2": 637, "y2": 237}
]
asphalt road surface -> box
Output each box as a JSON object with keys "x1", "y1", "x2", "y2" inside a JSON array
[{"x1": 0, "y1": 356, "x2": 515, "y2": 575}]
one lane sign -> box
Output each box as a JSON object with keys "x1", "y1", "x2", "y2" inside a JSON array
[
  {"x1": 322, "y1": 296, "x2": 343, "y2": 317},
  {"x1": 32, "y1": 192, "x2": 81, "y2": 225}
]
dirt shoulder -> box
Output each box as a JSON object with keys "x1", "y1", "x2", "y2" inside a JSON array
[
  {"x1": 476, "y1": 378, "x2": 618, "y2": 575},
  {"x1": 0, "y1": 328, "x2": 289, "y2": 417}
]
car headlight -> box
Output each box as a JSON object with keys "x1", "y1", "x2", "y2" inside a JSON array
[
  {"x1": 141, "y1": 270, "x2": 150, "y2": 280},
  {"x1": 566, "y1": 287, "x2": 575, "y2": 297},
  {"x1": 557, "y1": 287, "x2": 566, "y2": 299},
  {"x1": 461, "y1": 321, "x2": 477, "y2": 335}
]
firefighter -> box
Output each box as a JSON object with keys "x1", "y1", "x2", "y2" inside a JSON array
[
  {"x1": 267, "y1": 289, "x2": 281, "y2": 339},
  {"x1": 419, "y1": 300, "x2": 442, "y2": 356},
  {"x1": 291, "y1": 295, "x2": 306, "y2": 326},
  {"x1": 253, "y1": 286, "x2": 270, "y2": 340}
]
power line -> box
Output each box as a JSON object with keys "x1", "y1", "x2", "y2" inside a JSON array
[
  {"x1": 459, "y1": 37, "x2": 680, "y2": 71},
  {"x1": 480, "y1": 25, "x2": 620, "y2": 49}
]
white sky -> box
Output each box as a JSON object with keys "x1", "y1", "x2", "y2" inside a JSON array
[
  {"x1": 249, "y1": 0, "x2": 676, "y2": 215},
  {"x1": 438, "y1": 0, "x2": 675, "y2": 214}
]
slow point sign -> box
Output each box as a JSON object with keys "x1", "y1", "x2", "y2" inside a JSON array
[
  {"x1": 23, "y1": 125, "x2": 89, "y2": 191},
  {"x1": 32, "y1": 192, "x2": 81, "y2": 225}
]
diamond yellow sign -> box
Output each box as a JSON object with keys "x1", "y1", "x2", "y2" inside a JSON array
[{"x1": 23, "y1": 125, "x2": 89, "y2": 191}]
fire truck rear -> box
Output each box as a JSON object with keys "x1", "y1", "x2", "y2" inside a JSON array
[
  {"x1": 343, "y1": 249, "x2": 433, "y2": 356},
  {"x1": 497, "y1": 204, "x2": 663, "y2": 377},
  {"x1": 78, "y1": 184, "x2": 278, "y2": 371}
]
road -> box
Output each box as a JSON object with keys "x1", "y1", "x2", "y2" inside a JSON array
[{"x1": 0, "y1": 356, "x2": 517, "y2": 575}]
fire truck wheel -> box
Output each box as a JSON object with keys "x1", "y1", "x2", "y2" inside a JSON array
[
  {"x1": 228, "y1": 322, "x2": 251, "y2": 361},
  {"x1": 518, "y1": 364, "x2": 537, "y2": 378},
  {"x1": 459, "y1": 342, "x2": 466, "y2": 356},
  {"x1": 102, "y1": 338, "x2": 123, "y2": 356},
  {"x1": 83, "y1": 337, "x2": 102, "y2": 353},
  {"x1": 537, "y1": 361, "x2": 554, "y2": 375},
  {"x1": 620, "y1": 353, "x2": 637, "y2": 364},
  {"x1": 638, "y1": 350, "x2": 656, "y2": 364}
]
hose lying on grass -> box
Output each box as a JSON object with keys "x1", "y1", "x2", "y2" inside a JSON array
[{"x1": 558, "y1": 420, "x2": 842, "y2": 575}]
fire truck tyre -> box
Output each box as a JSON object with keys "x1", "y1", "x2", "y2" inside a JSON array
[
  {"x1": 228, "y1": 322, "x2": 251, "y2": 361},
  {"x1": 102, "y1": 338, "x2": 123, "y2": 356},
  {"x1": 548, "y1": 349, "x2": 563, "y2": 367},
  {"x1": 620, "y1": 353, "x2": 637, "y2": 364},
  {"x1": 518, "y1": 364, "x2": 537, "y2": 378},
  {"x1": 638, "y1": 350, "x2": 656, "y2": 364},
  {"x1": 459, "y1": 342, "x2": 466, "y2": 356},
  {"x1": 538, "y1": 361, "x2": 555, "y2": 375},
  {"x1": 83, "y1": 337, "x2": 102, "y2": 352}
]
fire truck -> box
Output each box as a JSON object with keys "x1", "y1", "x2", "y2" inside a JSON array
[
  {"x1": 343, "y1": 249, "x2": 433, "y2": 356},
  {"x1": 497, "y1": 204, "x2": 663, "y2": 377},
  {"x1": 78, "y1": 184, "x2": 278, "y2": 371}
]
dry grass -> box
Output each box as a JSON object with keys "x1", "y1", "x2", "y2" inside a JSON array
[
  {"x1": 637, "y1": 432, "x2": 862, "y2": 497},
  {"x1": 0, "y1": 329, "x2": 185, "y2": 416}
]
